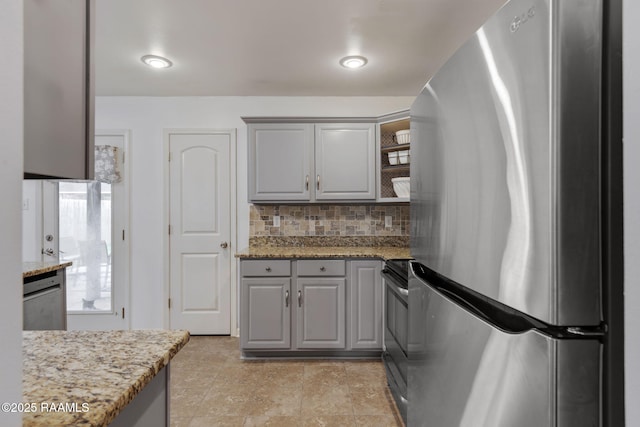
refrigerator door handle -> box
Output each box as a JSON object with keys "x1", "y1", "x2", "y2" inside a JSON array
[
  {"x1": 410, "y1": 261, "x2": 544, "y2": 333},
  {"x1": 566, "y1": 327, "x2": 606, "y2": 337},
  {"x1": 410, "y1": 261, "x2": 605, "y2": 340}
]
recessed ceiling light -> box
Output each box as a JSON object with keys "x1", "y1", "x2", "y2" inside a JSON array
[
  {"x1": 339, "y1": 55, "x2": 368, "y2": 69},
  {"x1": 141, "y1": 55, "x2": 173, "y2": 69}
]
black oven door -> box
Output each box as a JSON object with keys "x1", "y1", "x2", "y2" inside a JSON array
[{"x1": 382, "y1": 268, "x2": 408, "y2": 421}]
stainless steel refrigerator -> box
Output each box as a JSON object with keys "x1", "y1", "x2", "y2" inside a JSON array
[{"x1": 408, "y1": 0, "x2": 608, "y2": 425}]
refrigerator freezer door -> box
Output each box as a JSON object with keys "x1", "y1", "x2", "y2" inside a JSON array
[
  {"x1": 408, "y1": 271, "x2": 601, "y2": 427},
  {"x1": 410, "y1": 0, "x2": 602, "y2": 326}
]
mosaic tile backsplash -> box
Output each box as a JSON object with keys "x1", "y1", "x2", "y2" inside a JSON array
[{"x1": 249, "y1": 204, "x2": 409, "y2": 237}]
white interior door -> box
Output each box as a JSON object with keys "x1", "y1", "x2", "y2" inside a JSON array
[
  {"x1": 40, "y1": 131, "x2": 130, "y2": 330},
  {"x1": 63, "y1": 130, "x2": 130, "y2": 330},
  {"x1": 168, "y1": 130, "x2": 233, "y2": 335}
]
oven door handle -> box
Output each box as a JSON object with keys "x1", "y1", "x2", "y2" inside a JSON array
[
  {"x1": 391, "y1": 282, "x2": 409, "y2": 297},
  {"x1": 382, "y1": 270, "x2": 409, "y2": 297}
]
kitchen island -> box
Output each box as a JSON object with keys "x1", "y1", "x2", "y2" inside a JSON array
[
  {"x1": 22, "y1": 329, "x2": 189, "y2": 427},
  {"x1": 22, "y1": 261, "x2": 73, "y2": 278},
  {"x1": 22, "y1": 261, "x2": 72, "y2": 331}
]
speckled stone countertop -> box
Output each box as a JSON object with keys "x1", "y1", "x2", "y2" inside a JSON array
[
  {"x1": 23, "y1": 261, "x2": 73, "y2": 278},
  {"x1": 236, "y1": 236, "x2": 411, "y2": 260},
  {"x1": 236, "y1": 245, "x2": 411, "y2": 260},
  {"x1": 22, "y1": 329, "x2": 190, "y2": 427}
]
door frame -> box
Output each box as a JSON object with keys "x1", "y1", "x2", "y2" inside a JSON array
[
  {"x1": 57, "y1": 129, "x2": 131, "y2": 330},
  {"x1": 163, "y1": 128, "x2": 238, "y2": 336}
]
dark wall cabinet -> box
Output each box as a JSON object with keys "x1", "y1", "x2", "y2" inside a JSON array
[{"x1": 24, "y1": 0, "x2": 95, "y2": 179}]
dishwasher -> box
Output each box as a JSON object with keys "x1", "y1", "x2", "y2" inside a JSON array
[{"x1": 23, "y1": 269, "x2": 67, "y2": 330}]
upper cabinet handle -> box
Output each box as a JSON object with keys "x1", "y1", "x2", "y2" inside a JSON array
[
  {"x1": 305, "y1": 175, "x2": 309, "y2": 190},
  {"x1": 317, "y1": 175, "x2": 320, "y2": 190}
]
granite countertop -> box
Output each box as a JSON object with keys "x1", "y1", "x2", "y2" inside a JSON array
[
  {"x1": 22, "y1": 329, "x2": 190, "y2": 427},
  {"x1": 23, "y1": 261, "x2": 73, "y2": 278},
  {"x1": 235, "y1": 236, "x2": 411, "y2": 260},
  {"x1": 236, "y1": 246, "x2": 411, "y2": 260}
]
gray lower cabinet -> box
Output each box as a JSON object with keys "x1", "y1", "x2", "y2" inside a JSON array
[
  {"x1": 240, "y1": 277, "x2": 291, "y2": 349},
  {"x1": 240, "y1": 258, "x2": 382, "y2": 355},
  {"x1": 296, "y1": 278, "x2": 346, "y2": 349},
  {"x1": 349, "y1": 260, "x2": 382, "y2": 349}
]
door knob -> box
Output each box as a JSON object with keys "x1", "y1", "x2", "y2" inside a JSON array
[
  {"x1": 220, "y1": 242, "x2": 228, "y2": 249},
  {"x1": 42, "y1": 248, "x2": 55, "y2": 257}
]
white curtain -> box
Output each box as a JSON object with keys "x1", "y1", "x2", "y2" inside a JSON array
[{"x1": 94, "y1": 145, "x2": 122, "y2": 184}]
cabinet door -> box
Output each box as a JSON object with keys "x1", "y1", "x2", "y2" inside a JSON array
[
  {"x1": 296, "y1": 278, "x2": 346, "y2": 349},
  {"x1": 241, "y1": 278, "x2": 291, "y2": 349},
  {"x1": 248, "y1": 123, "x2": 313, "y2": 201},
  {"x1": 349, "y1": 261, "x2": 382, "y2": 349},
  {"x1": 315, "y1": 123, "x2": 376, "y2": 200},
  {"x1": 24, "y1": 0, "x2": 94, "y2": 179}
]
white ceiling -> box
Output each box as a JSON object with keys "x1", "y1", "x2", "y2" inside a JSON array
[{"x1": 95, "y1": 0, "x2": 507, "y2": 96}]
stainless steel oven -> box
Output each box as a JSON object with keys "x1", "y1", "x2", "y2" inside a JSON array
[{"x1": 381, "y1": 258, "x2": 410, "y2": 424}]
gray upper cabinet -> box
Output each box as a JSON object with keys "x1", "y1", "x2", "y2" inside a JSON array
[
  {"x1": 248, "y1": 124, "x2": 313, "y2": 201},
  {"x1": 246, "y1": 120, "x2": 376, "y2": 202},
  {"x1": 315, "y1": 123, "x2": 376, "y2": 200},
  {"x1": 24, "y1": 0, "x2": 95, "y2": 179}
]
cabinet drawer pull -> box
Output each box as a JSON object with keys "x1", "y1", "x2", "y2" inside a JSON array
[
  {"x1": 320, "y1": 266, "x2": 326, "y2": 272},
  {"x1": 265, "y1": 267, "x2": 272, "y2": 272},
  {"x1": 298, "y1": 290, "x2": 302, "y2": 307},
  {"x1": 285, "y1": 290, "x2": 290, "y2": 307}
]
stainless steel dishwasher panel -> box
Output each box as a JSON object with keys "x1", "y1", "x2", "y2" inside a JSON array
[{"x1": 23, "y1": 270, "x2": 67, "y2": 330}]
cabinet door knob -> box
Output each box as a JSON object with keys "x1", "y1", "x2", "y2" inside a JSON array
[
  {"x1": 265, "y1": 267, "x2": 272, "y2": 272},
  {"x1": 320, "y1": 266, "x2": 326, "y2": 272},
  {"x1": 220, "y1": 242, "x2": 228, "y2": 249}
]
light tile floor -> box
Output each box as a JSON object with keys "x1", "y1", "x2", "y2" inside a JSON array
[{"x1": 170, "y1": 336, "x2": 404, "y2": 427}]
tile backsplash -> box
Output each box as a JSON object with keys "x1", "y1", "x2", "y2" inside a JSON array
[{"x1": 250, "y1": 204, "x2": 409, "y2": 237}]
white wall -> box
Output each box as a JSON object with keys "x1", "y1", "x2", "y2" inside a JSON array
[
  {"x1": 95, "y1": 96, "x2": 413, "y2": 329},
  {"x1": 0, "y1": 0, "x2": 23, "y2": 425},
  {"x1": 22, "y1": 180, "x2": 42, "y2": 261},
  {"x1": 624, "y1": 0, "x2": 640, "y2": 423}
]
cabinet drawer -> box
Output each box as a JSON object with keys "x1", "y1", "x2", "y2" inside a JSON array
[
  {"x1": 297, "y1": 260, "x2": 345, "y2": 276},
  {"x1": 242, "y1": 260, "x2": 291, "y2": 277}
]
